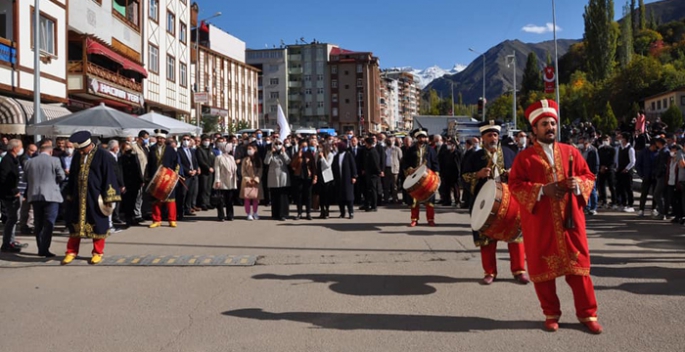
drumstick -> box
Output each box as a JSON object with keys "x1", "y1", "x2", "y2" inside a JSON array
[{"x1": 565, "y1": 155, "x2": 576, "y2": 229}]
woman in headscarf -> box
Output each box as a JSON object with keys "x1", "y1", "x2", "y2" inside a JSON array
[
  {"x1": 240, "y1": 143, "x2": 263, "y2": 220},
  {"x1": 213, "y1": 141, "x2": 238, "y2": 221}
]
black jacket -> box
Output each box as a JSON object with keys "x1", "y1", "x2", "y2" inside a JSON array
[
  {"x1": 655, "y1": 147, "x2": 671, "y2": 179},
  {"x1": 363, "y1": 147, "x2": 382, "y2": 176},
  {"x1": 178, "y1": 147, "x2": 199, "y2": 178},
  {"x1": 0, "y1": 153, "x2": 20, "y2": 199},
  {"x1": 196, "y1": 147, "x2": 216, "y2": 175},
  {"x1": 119, "y1": 152, "x2": 143, "y2": 188}
]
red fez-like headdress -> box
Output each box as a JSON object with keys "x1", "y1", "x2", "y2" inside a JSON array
[{"x1": 525, "y1": 99, "x2": 559, "y2": 126}]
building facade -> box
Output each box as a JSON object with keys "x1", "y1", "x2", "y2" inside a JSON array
[
  {"x1": 381, "y1": 70, "x2": 421, "y2": 131},
  {"x1": 66, "y1": 0, "x2": 148, "y2": 113},
  {"x1": 329, "y1": 48, "x2": 381, "y2": 134},
  {"x1": 141, "y1": 0, "x2": 191, "y2": 120},
  {"x1": 379, "y1": 77, "x2": 400, "y2": 131},
  {"x1": 644, "y1": 87, "x2": 685, "y2": 121},
  {"x1": 246, "y1": 48, "x2": 288, "y2": 130},
  {"x1": 0, "y1": 0, "x2": 71, "y2": 134},
  {"x1": 191, "y1": 20, "x2": 258, "y2": 132}
]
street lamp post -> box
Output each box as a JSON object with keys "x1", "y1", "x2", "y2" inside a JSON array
[
  {"x1": 552, "y1": 0, "x2": 561, "y2": 141},
  {"x1": 194, "y1": 12, "x2": 222, "y2": 130},
  {"x1": 506, "y1": 51, "x2": 517, "y2": 128},
  {"x1": 469, "y1": 48, "x2": 486, "y2": 121},
  {"x1": 33, "y1": 0, "x2": 42, "y2": 141}
]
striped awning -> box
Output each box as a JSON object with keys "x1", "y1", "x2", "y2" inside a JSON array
[{"x1": 0, "y1": 96, "x2": 71, "y2": 134}]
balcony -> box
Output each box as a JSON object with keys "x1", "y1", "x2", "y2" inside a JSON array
[
  {"x1": 289, "y1": 67, "x2": 303, "y2": 75},
  {"x1": 288, "y1": 94, "x2": 300, "y2": 101},
  {"x1": 68, "y1": 60, "x2": 143, "y2": 93},
  {"x1": 288, "y1": 54, "x2": 302, "y2": 61},
  {"x1": 288, "y1": 81, "x2": 301, "y2": 88}
]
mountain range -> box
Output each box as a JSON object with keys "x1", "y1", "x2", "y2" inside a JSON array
[
  {"x1": 389, "y1": 64, "x2": 467, "y2": 89},
  {"x1": 425, "y1": 39, "x2": 579, "y2": 105}
]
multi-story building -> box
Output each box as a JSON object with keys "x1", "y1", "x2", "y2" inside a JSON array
[
  {"x1": 644, "y1": 87, "x2": 685, "y2": 120},
  {"x1": 286, "y1": 42, "x2": 337, "y2": 128},
  {"x1": 246, "y1": 48, "x2": 288, "y2": 130},
  {"x1": 381, "y1": 70, "x2": 421, "y2": 131},
  {"x1": 191, "y1": 13, "x2": 258, "y2": 132},
  {"x1": 0, "y1": 0, "x2": 71, "y2": 134},
  {"x1": 141, "y1": 0, "x2": 191, "y2": 120},
  {"x1": 66, "y1": 0, "x2": 148, "y2": 113},
  {"x1": 379, "y1": 77, "x2": 400, "y2": 131},
  {"x1": 329, "y1": 47, "x2": 381, "y2": 134}
]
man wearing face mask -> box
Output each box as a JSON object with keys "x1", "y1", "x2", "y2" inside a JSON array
[
  {"x1": 196, "y1": 135, "x2": 216, "y2": 210},
  {"x1": 130, "y1": 131, "x2": 150, "y2": 224},
  {"x1": 615, "y1": 132, "x2": 636, "y2": 213},
  {"x1": 0, "y1": 139, "x2": 29, "y2": 252},
  {"x1": 178, "y1": 134, "x2": 200, "y2": 216},
  {"x1": 509, "y1": 131, "x2": 529, "y2": 155},
  {"x1": 597, "y1": 135, "x2": 617, "y2": 209}
]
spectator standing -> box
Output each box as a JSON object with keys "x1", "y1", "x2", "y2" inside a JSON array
[
  {"x1": 316, "y1": 142, "x2": 335, "y2": 219},
  {"x1": 130, "y1": 130, "x2": 150, "y2": 224},
  {"x1": 264, "y1": 140, "x2": 291, "y2": 221},
  {"x1": 579, "y1": 136, "x2": 600, "y2": 215},
  {"x1": 119, "y1": 142, "x2": 143, "y2": 227},
  {"x1": 653, "y1": 138, "x2": 670, "y2": 220},
  {"x1": 240, "y1": 143, "x2": 264, "y2": 220},
  {"x1": 597, "y1": 135, "x2": 617, "y2": 208},
  {"x1": 615, "y1": 132, "x2": 636, "y2": 212},
  {"x1": 636, "y1": 142, "x2": 658, "y2": 217},
  {"x1": 178, "y1": 135, "x2": 200, "y2": 216},
  {"x1": 383, "y1": 136, "x2": 403, "y2": 204},
  {"x1": 213, "y1": 142, "x2": 238, "y2": 221},
  {"x1": 0, "y1": 139, "x2": 29, "y2": 252},
  {"x1": 291, "y1": 140, "x2": 317, "y2": 219},
  {"x1": 197, "y1": 135, "x2": 216, "y2": 210}
]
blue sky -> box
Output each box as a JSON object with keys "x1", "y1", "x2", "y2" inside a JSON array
[{"x1": 199, "y1": 0, "x2": 660, "y2": 69}]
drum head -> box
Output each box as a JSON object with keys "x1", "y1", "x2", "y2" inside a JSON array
[
  {"x1": 471, "y1": 180, "x2": 497, "y2": 231},
  {"x1": 403, "y1": 164, "x2": 427, "y2": 190}
]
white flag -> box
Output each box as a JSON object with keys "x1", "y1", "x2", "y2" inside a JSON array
[{"x1": 276, "y1": 104, "x2": 290, "y2": 142}]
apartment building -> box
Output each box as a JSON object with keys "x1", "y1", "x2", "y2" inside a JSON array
[
  {"x1": 379, "y1": 77, "x2": 400, "y2": 131},
  {"x1": 246, "y1": 48, "x2": 288, "y2": 130},
  {"x1": 329, "y1": 47, "x2": 381, "y2": 134},
  {"x1": 0, "y1": 0, "x2": 71, "y2": 134},
  {"x1": 66, "y1": 0, "x2": 147, "y2": 113},
  {"x1": 141, "y1": 0, "x2": 191, "y2": 120},
  {"x1": 381, "y1": 70, "x2": 421, "y2": 130},
  {"x1": 191, "y1": 18, "x2": 258, "y2": 131}
]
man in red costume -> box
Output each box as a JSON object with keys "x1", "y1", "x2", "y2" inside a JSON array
[{"x1": 509, "y1": 99, "x2": 602, "y2": 334}]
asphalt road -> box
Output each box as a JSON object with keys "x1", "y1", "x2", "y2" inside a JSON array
[{"x1": 0, "y1": 204, "x2": 683, "y2": 352}]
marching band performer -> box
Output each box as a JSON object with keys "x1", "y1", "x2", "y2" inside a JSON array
[
  {"x1": 509, "y1": 100, "x2": 602, "y2": 334},
  {"x1": 462, "y1": 121, "x2": 528, "y2": 285},
  {"x1": 147, "y1": 129, "x2": 180, "y2": 228},
  {"x1": 400, "y1": 128, "x2": 439, "y2": 227},
  {"x1": 61, "y1": 131, "x2": 121, "y2": 265}
]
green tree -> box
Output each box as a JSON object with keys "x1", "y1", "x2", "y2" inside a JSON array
[
  {"x1": 661, "y1": 104, "x2": 684, "y2": 132},
  {"x1": 619, "y1": 2, "x2": 634, "y2": 67},
  {"x1": 227, "y1": 119, "x2": 251, "y2": 134},
  {"x1": 634, "y1": 29, "x2": 663, "y2": 55},
  {"x1": 630, "y1": 0, "x2": 637, "y2": 32},
  {"x1": 427, "y1": 89, "x2": 441, "y2": 115},
  {"x1": 602, "y1": 101, "x2": 619, "y2": 132},
  {"x1": 584, "y1": 0, "x2": 619, "y2": 82},
  {"x1": 638, "y1": 0, "x2": 646, "y2": 30},
  {"x1": 488, "y1": 94, "x2": 514, "y2": 122},
  {"x1": 521, "y1": 52, "x2": 543, "y2": 97},
  {"x1": 202, "y1": 115, "x2": 220, "y2": 134}
]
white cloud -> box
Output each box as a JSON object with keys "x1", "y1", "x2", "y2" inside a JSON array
[{"x1": 521, "y1": 23, "x2": 562, "y2": 34}]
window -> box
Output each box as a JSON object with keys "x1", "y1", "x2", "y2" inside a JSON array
[
  {"x1": 663, "y1": 98, "x2": 668, "y2": 109},
  {"x1": 344, "y1": 84, "x2": 350, "y2": 89},
  {"x1": 317, "y1": 88, "x2": 324, "y2": 95},
  {"x1": 332, "y1": 107, "x2": 338, "y2": 117},
  {"x1": 270, "y1": 105, "x2": 278, "y2": 113},
  {"x1": 344, "y1": 70, "x2": 349, "y2": 75},
  {"x1": 657, "y1": 100, "x2": 661, "y2": 110},
  {"x1": 357, "y1": 64, "x2": 363, "y2": 73},
  {"x1": 331, "y1": 65, "x2": 337, "y2": 74},
  {"x1": 179, "y1": 22, "x2": 187, "y2": 43},
  {"x1": 149, "y1": 0, "x2": 158, "y2": 21},
  {"x1": 652, "y1": 102, "x2": 656, "y2": 111},
  {"x1": 316, "y1": 48, "x2": 324, "y2": 60},
  {"x1": 332, "y1": 93, "x2": 338, "y2": 103},
  {"x1": 179, "y1": 62, "x2": 187, "y2": 87},
  {"x1": 305, "y1": 89, "x2": 312, "y2": 95},
  {"x1": 269, "y1": 64, "x2": 279, "y2": 72},
  {"x1": 304, "y1": 75, "x2": 311, "y2": 82},
  {"x1": 166, "y1": 11, "x2": 175, "y2": 35},
  {"x1": 317, "y1": 74, "x2": 323, "y2": 81},
  {"x1": 317, "y1": 101, "x2": 324, "y2": 108},
  {"x1": 345, "y1": 99, "x2": 350, "y2": 104},
  {"x1": 316, "y1": 62, "x2": 324, "y2": 71},
  {"x1": 357, "y1": 78, "x2": 362, "y2": 87},
  {"x1": 304, "y1": 62, "x2": 311, "y2": 73},
  {"x1": 166, "y1": 54, "x2": 175, "y2": 82},
  {"x1": 305, "y1": 102, "x2": 311, "y2": 108},
  {"x1": 270, "y1": 92, "x2": 279, "y2": 99},
  {"x1": 30, "y1": 11, "x2": 57, "y2": 56},
  {"x1": 148, "y1": 44, "x2": 159, "y2": 73},
  {"x1": 270, "y1": 78, "x2": 279, "y2": 85},
  {"x1": 113, "y1": 0, "x2": 140, "y2": 27},
  {"x1": 331, "y1": 79, "x2": 337, "y2": 88}
]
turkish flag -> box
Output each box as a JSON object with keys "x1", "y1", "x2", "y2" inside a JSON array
[{"x1": 544, "y1": 66, "x2": 556, "y2": 94}]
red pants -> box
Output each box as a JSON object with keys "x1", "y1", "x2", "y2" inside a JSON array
[
  {"x1": 480, "y1": 242, "x2": 526, "y2": 277},
  {"x1": 152, "y1": 201, "x2": 177, "y2": 222},
  {"x1": 410, "y1": 204, "x2": 435, "y2": 221},
  {"x1": 533, "y1": 275, "x2": 598, "y2": 321},
  {"x1": 66, "y1": 237, "x2": 105, "y2": 255}
]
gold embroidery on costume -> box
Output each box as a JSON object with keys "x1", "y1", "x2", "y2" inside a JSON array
[
  {"x1": 71, "y1": 149, "x2": 110, "y2": 239},
  {"x1": 103, "y1": 184, "x2": 121, "y2": 203}
]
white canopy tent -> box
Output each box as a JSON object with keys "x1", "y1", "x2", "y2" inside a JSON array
[{"x1": 137, "y1": 111, "x2": 203, "y2": 136}]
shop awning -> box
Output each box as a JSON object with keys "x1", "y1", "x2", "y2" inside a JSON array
[
  {"x1": 86, "y1": 38, "x2": 148, "y2": 78},
  {"x1": 0, "y1": 96, "x2": 72, "y2": 134}
]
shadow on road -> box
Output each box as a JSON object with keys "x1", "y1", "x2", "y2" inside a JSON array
[
  {"x1": 222, "y1": 309, "x2": 543, "y2": 332},
  {"x1": 592, "y1": 264, "x2": 685, "y2": 296},
  {"x1": 0, "y1": 253, "x2": 57, "y2": 263},
  {"x1": 276, "y1": 222, "x2": 471, "y2": 233},
  {"x1": 251, "y1": 274, "x2": 482, "y2": 296}
]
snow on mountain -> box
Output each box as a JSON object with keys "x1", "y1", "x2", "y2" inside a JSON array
[{"x1": 388, "y1": 64, "x2": 466, "y2": 89}]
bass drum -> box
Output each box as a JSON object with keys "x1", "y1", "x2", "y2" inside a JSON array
[
  {"x1": 402, "y1": 164, "x2": 440, "y2": 203},
  {"x1": 471, "y1": 179, "x2": 521, "y2": 241},
  {"x1": 146, "y1": 166, "x2": 180, "y2": 201}
]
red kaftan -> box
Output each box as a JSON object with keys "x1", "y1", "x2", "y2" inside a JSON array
[{"x1": 508, "y1": 142, "x2": 596, "y2": 283}]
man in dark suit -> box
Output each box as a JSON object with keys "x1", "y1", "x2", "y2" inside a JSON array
[
  {"x1": 196, "y1": 135, "x2": 216, "y2": 210},
  {"x1": 373, "y1": 134, "x2": 386, "y2": 205},
  {"x1": 178, "y1": 134, "x2": 200, "y2": 216},
  {"x1": 363, "y1": 137, "x2": 381, "y2": 212},
  {"x1": 0, "y1": 139, "x2": 29, "y2": 253},
  {"x1": 333, "y1": 141, "x2": 358, "y2": 219},
  {"x1": 23, "y1": 142, "x2": 65, "y2": 257},
  {"x1": 349, "y1": 136, "x2": 364, "y2": 206}
]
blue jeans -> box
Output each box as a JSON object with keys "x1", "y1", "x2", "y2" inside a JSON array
[
  {"x1": 32, "y1": 201, "x2": 59, "y2": 254},
  {"x1": 1, "y1": 197, "x2": 20, "y2": 247},
  {"x1": 586, "y1": 181, "x2": 598, "y2": 212}
]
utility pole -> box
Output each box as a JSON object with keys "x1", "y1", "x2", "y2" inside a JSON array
[
  {"x1": 469, "y1": 48, "x2": 487, "y2": 121},
  {"x1": 553, "y1": 0, "x2": 561, "y2": 141},
  {"x1": 33, "y1": 0, "x2": 42, "y2": 141},
  {"x1": 506, "y1": 51, "x2": 517, "y2": 128}
]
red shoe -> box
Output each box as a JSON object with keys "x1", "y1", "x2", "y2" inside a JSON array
[
  {"x1": 545, "y1": 318, "x2": 559, "y2": 332},
  {"x1": 409, "y1": 221, "x2": 418, "y2": 227},
  {"x1": 427, "y1": 220, "x2": 436, "y2": 227},
  {"x1": 582, "y1": 320, "x2": 603, "y2": 334},
  {"x1": 481, "y1": 275, "x2": 495, "y2": 285},
  {"x1": 514, "y1": 273, "x2": 530, "y2": 285}
]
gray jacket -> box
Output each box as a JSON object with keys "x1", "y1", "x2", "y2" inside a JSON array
[
  {"x1": 23, "y1": 153, "x2": 65, "y2": 203},
  {"x1": 264, "y1": 150, "x2": 291, "y2": 188}
]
